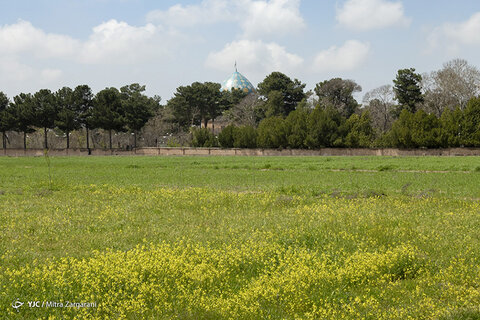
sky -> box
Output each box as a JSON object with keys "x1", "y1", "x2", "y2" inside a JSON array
[{"x1": 1, "y1": 0, "x2": 480, "y2": 103}]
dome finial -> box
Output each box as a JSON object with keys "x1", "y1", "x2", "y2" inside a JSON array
[{"x1": 235, "y1": 61, "x2": 237, "y2": 72}]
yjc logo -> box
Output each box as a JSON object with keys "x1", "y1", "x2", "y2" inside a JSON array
[
  {"x1": 11, "y1": 299, "x2": 24, "y2": 312},
  {"x1": 28, "y1": 301, "x2": 41, "y2": 307}
]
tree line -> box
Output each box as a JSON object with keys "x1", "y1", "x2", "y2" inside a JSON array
[
  {"x1": 0, "y1": 84, "x2": 160, "y2": 150},
  {"x1": 180, "y1": 58, "x2": 480, "y2": 149},
  {"x1": 1, "y1": 58, "x2": 479, "y2": 150},
  {"x1": 198, "y1": 97, "x2": 479, "y2": 149}
]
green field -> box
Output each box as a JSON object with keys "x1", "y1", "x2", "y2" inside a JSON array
[{"x1": 1, "y1": 155, "x2": 479, "y2": 319}]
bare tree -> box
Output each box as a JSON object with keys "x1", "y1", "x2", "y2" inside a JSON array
[
  {"x1": 423, "y1": 59, "x2": 480, "y2": 116},
  {"x1": 223, "y1": 93, "x2": 263, "y2": 127},
  {"x1": 363, "y1": 85, "x2": 395, "y2": 133},
  {"x1": 421, "y1": 72, "x2": 445, "y2": 117}
]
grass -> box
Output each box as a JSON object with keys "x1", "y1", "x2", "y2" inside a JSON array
[{"x1": 0, "y1": 155, "x2": 479, "y2": 319}]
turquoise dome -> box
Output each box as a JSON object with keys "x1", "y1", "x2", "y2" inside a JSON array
[{"x1": 221, "y1": 69, "x2": 255, "y2": 94}]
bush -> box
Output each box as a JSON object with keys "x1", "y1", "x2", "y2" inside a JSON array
[
  {"x1": 305, "y1": 106, "x2": 344, "y2": 149},
  {"x1": 462, "y1": 97, "x2": 480, "y2": 147},
  {"x1": 285, "y1": 109, "x2": 308, "y2": 149},
  {"x1": 440, "y1": 108, "x2": 463, "y2": 147},
  {"x1": 234, "y1": 126, "x2": 257, "y2": 148},
  {"x1": 218, "y1": 124, "x2": 235, "y2": 148},
  {"x1": 191, "y1": 128, "x2": 217, "y2": 147},
  {"x1": 342, "y1": 112, "x2": 375, "y2": 148},
  {"x1": 256, "y1": 117, "x2": 287, "y2": 148},
  {"x1": 386, "y1": 109, "x2": 441, "y2": 148}
]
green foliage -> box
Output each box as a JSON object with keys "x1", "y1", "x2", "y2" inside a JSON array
[
  {"x1": 440, "y1": 108, "x2": 463, "y2": 147},
  {"x1": 387, "y1": 109, "x2": 441, "y2": 148},
  {"x1": 120, "y1": 83, "x2": 159, "y2": 147},
  {"x1": 0, "y1": 92, "x2": 10, "y2": 127},
  {"x1": 91, "y1": 88, "x2": 125, "y2": 131},
  {"x1": 219, "y1": 125, "x2": 258, "y2": 148},
  {"x1": 314, "y1": 78, "x2": 361, "y2": 118},
  {"x1": 33, "y1": 89, "x2": 57, "y2": 148},
  {"x1": 11, "y1": 93, "x2": 36, "y2": 148},
  {"x1": 393, "y1": 68, "x2": 424, "y2": 115},
  {"x1": 305, "y1": 106, "x2": 345, "y2": 148},
  {"x1": 33, "y1": 89, "x2": 57, "y2": 130},
  {"x1": 0, "y1": 93, "x2": 14, "y2": 147},
  {"x1": 218, "y1": 124, "x2": 235, "y2": 148},
  {"x1": 191, "y1": 127, "x2": 217, "y2": 147},
  {"x1": 91, "y1": 87, "x2": 125, "y2": 149},
  {"x1": 256, "y1": 116, "x2": 287, "y2": 148},
  {"x1": 167, "y1": 82, "x2": 229, "y2": 129},
  {"x1": 55, "y1": 87, "x2": 79, "y2": 131},
  {"x1": 264, "y1": 90, "x2": 285, "y2": 118},
  {"x1": 73, "y1": 85, "x2": 94, "y2": 127},
  {"x1": 233, "y1": 125, "x2": 257, "y2": 148},
  {"x1": 55, "y1": 87, "x2": 81, "y2": 148},
  {"x1": 342, "y1": 111, "x2": 375, "y2": 148},
  {"x1": 120, "y1": 84, "x2": 157, "y2": 132},
  {"x1": 285, "y1": 108, "x2": 309, "y2": 149},
  {"x1": 462, "y1": 97, "x2": 480, "y2": 147},
  {"x1": 224, "y1": 88, "x2": 248, "y2": 106},
  {"x1": 257, "y1": 72, "x2": 306, "y2": 117}
]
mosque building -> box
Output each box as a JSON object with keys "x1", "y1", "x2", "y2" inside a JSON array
[
  {"x1": 220, "y1": 63, "x2": 255, "y2": 94},
  {"x1": 202, "y1": 64, "x2": 255, "y2": 132}
]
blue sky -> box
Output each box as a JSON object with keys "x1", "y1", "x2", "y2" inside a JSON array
[{"x1": 1, "y1": 0, "x2": 480, "y2": 103}]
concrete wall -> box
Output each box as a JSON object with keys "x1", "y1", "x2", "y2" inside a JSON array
[{"x1": 2, "y1": 147, "x2": 480, "y2": 157}]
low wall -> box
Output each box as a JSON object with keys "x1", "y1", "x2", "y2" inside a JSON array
[{"x1": 2, "y1": 147, "x2": 480, "y2": 157}]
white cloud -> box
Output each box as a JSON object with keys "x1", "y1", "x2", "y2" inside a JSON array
[
  {"x1": 240, "y1": 0, "x2": 305, "y2": 38},
  {"x1": 79, "y1": 19, "x2": 159, "y2": 64},
  {"x1": 428, "y1": 12, "x2": 480, "y2": 54},
  {"x1": 0, "y1": 20, "x2": 80, "y2": 58},
  {"x1": 146, "y1": 0, "x2": 234, "y2": 27},
  {"x1": 0, "y1": 19, "x2": 183, "y2": 67},
  {"x1": 205, "y1": 39, "x2": 303, "y2": 76},
  {"x1": 336, "y1": 0, "x2": 410, "y2": 31},
  {"x1": 40, "y1": 68, "x2": 63, "y2": 84},
  {"x1": 0, "y1": 57, "x2": 34, "y2": 82},
  {"x1": 313, "y1": 40, "x2": 370, "y2": 72},
  {"x1": 147, "y1": 0, "x2": 305, "y2": 38},
  {"x1": 0, "y1": 19, "x2": 185, "y2": 94}
]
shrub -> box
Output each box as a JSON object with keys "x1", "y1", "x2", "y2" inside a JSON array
[
  {"x1": 191, "y1": 127, "x2": 217, "y2": 147},
  {"x1": 462, "y1": 97, "x2": 480, "y2": 147},
  {"x1": 440, "y1": 108, "x2": 463, "y2": 148},
  {"x1": 256, "y1": 116, "x2": 287, "y2": 148},
  {"x1": 218, "y1": 124, "x2": 235, "y2": 148},
  {"x1": 285, "y1": 109, "x2": 308, "y2": 149},
  {"x1": 305, "y1": 106, "x2": 344, "y2": 149},
  {"x1": 386, "y1": 109, "x2": 441, "y2": 148},
  {"x1": 234, "y1": 125, "x2": 257, "y2": 148},
  {"x1": 342, "y1": 111, "x2": 375, "y2": 148}
]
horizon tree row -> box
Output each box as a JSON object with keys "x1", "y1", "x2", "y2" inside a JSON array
[
  {"x1": 0, "y1": 84, "x2": 160, "y2": 150},
  {"x1": 192, "y1": 96, "x2": 480, "y2": 149},
  {"x1": 165, "y1": 59, "x2": 479, "y2": 141},
  {"x1": 2, "y1": 58, "x2": 479, "y2": 150}
]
